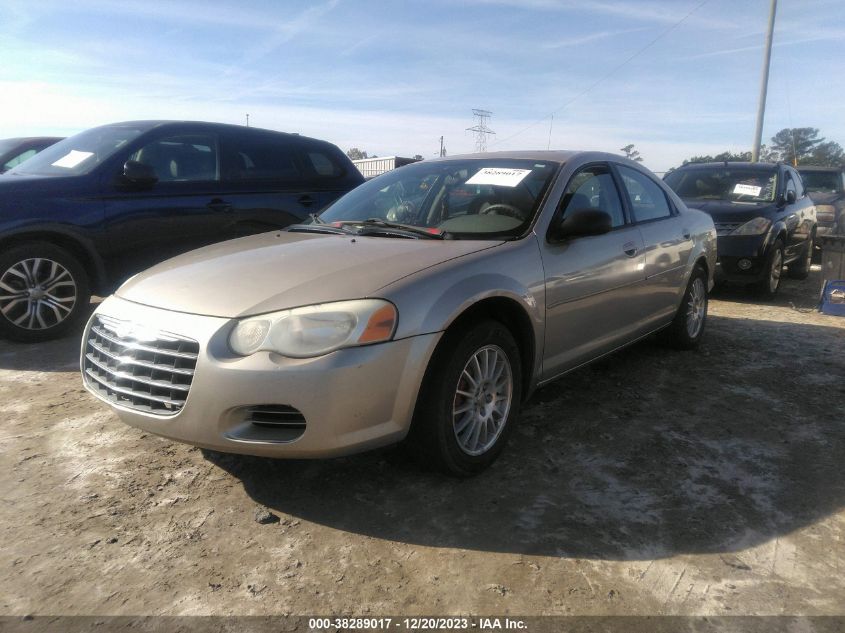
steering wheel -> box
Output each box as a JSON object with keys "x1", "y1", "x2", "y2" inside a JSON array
[{"x1": 479, "y1": 203, "x2": 524, "y2": 219}]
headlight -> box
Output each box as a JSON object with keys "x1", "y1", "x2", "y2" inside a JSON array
[
  {"x1": 229, "y1": 299, "x2": 397, "y2": 358},
  {"x1": 732, "y1": 217, "x2": 772, "y2": 236}
]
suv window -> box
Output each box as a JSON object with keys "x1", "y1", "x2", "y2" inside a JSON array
[
  {"x1": 223, "y1": 135, "x2": 302, "y2": 182},
  {"x1": 131, "y1": 134, "x2": 218, "y2": 182},
  {"x1": 559, "y1": 164, "x2": 625, "y2": 228},
  {"x1": 785, "y1": 171, "x2": 797, "y2": 199},
  {"x1": 306, "y1": 150, "x2": 345, "y2": 178},
  {"x1": 3, "y1": 148, "x2": 37, "y2": 171},
  {"x1": 617, "y1": 165, "x2": 672, "y2": 222}
]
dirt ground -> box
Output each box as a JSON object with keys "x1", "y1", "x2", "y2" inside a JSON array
[{"x1": 1, "y1": 267, "x2": 843, "y2": 618}]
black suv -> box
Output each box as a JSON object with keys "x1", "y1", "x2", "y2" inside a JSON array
[
  {"x1": 0, "y1": 137, "x2": 63, "y2": 174},
  {"x1": 0, "y1": 121, "x2": 363, "y2": 341},
  {"x1": 665, "y1": 162, "x2": 816, "y2": 298}
]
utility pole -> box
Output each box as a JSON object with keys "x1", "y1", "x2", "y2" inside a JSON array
[
  {"x1": 245, "y1": 113, "x2": 250, "y2": 127},
  {"x1": 466, "y1": 109, "x2": 495, "y2": 153},
  {"x1": 751, "y1": 0, "x2": 777, "y2": 162},
  {"x1": 439, "y1": 136, "x2": 447, "y2": 157}
]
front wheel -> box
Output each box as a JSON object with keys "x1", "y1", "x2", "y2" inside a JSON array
[
  {"x1": 755, "y1": 239, "x2": 784, "y2": 299},
  {"x1": 660, "y1": 265, "x2": 708, "y2": 350},
  {"x1": 0, "y1": 242, "x2": 91, "y2": 342},
  {"x1": 787, "y1": 233, "x2": 814, "y2": 280},
  {"x1": 407, "y1": 320, "x2": 522, "y2": 476}
]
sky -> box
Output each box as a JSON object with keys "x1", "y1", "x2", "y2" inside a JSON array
[{"x1": 0, "y1": 0, "x2": 843, "y2": 173}]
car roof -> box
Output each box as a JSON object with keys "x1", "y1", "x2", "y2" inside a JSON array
[
  {"x1": 424, "y1": 150, "x2": 640, "y2": 165},
  {"x1": 676, "y1": 161, "x2": 780, "y2": 170},
  {"x1": 99, "y1": 120, "x2": 333, "y2": 147},
  {"x1": 796, "y1": 165, "x2": 843, "y2": 173},
  {"x1": 0, "y1": 136, "x2": 64, "y2": 144}
]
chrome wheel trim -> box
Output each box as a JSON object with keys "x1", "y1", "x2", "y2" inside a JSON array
[
  {"x1": 452, "y1": 344, "x2": 513, "y2": 456},
  {"x1": 0, "y1": 258, "x2": 77, "y2": 330},
  {"x1": 769, "y1": 249, "x2": 783, "y2": 293},
  {"x1": 686, "y1": 277, "x2": 707, "y2": 338}
]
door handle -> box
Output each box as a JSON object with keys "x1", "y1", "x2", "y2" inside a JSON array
[
  {"x1": 623, "y1": 241, "x2": 639, "y2": 257},
  {"x1": 298, "y1": 195, "x2": 316, "y2": 207},
  {"x1": 207, "y1": 198, "x2": 232, "y2": 212}
]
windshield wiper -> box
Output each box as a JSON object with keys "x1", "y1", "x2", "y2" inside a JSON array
[
  {"x1": 286, "y1": 222, "x2": 355, "y2": 236},
  {"x1": 346, "y1": 218, "x2": 445, "y2": 240}
]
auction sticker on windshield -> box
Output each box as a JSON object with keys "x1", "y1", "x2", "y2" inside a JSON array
[
  {"x1": 466, "y1": 167, "x2": 532, "y2": 187},
  {"x1": 51, "y1": 150, "x2": 94, "y2": 169},
  {"x1": 733, "y1": 183, "x2": 762, "y2": 197}
]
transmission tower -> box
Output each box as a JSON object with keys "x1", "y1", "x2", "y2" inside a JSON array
[{"x1": 466, "y1": 109, "x2": 495, "y2": 152}]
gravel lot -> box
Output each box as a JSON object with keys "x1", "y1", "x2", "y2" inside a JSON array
[{"x1": 1, "y1": 267, "x2": 843, "y2": 617}]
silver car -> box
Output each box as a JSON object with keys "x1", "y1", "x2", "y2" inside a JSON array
[{"x1": 81, "y1": 151, "x2": 716, "y2": 475}]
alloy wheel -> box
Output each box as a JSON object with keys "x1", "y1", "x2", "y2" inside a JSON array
[
  {"x1": 686, "y1": 277, "x2": 707, "y2": 338},
  {"x1": 452, "y1": 344, "x2": 513, "y2": 456},
  {"x1": 0, "y1": 258, "x2": 77, "y2": 330},
  {"x1": 768, "y1": 249, "x2": 783, "y2": 294}
]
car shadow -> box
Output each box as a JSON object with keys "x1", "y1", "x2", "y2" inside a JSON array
[
  {"x1": 711, "y1": 265, "x2": 823, "y2": 310},
  {"x1": 204, "y1": 314, "x2": 845, "y2": 561}
]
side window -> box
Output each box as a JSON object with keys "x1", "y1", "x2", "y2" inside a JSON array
[
  {"x1": 130, "y1": 134, "x2": 218, "y2": 182},
  {"x1": 785, "y1": 172, "x2": 797, "y2": 198},
  {"x1": 790, "y1": 169, "x2": 804, "y2": 197},
  {"x1": 306, "y1": 150, "x2": 344, "y2": 178},
  {"x1": 559, "y1": 164, "x2": 626, "y2": 228},
  {"x1": 222, "y1": 136, "x2": 302, "y2": 182},
  {"x1": 617, "y1": 165, "x2": 673, "y2": 222},
  {"x1": 3, "y1": 149, "x2": 37, "y2": 171}
]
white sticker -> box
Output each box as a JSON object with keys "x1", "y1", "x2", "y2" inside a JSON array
[
  {"x1": 466, "y1": 167, "x2": 532, "y2": 187},
  {"x1": 733, "y1": 183, "x2": 762, "y2": 197},
  {"x1": 51, "y1": 150, "x2": 94, "y2": 169}
]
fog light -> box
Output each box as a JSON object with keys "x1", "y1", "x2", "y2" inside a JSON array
[{"x1": 737, "y1": 259, "x2": 753, "y2": 270}]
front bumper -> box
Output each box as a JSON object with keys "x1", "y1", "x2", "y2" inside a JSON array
[
  {"x1": 81, "y1": 296, "x2": 442, "y2": 458},
  {"x1": 714, "y1": 233, "x2": 770, "y2": 282}
]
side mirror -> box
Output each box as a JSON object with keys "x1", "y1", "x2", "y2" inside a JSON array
[
  {"x1": 785, "y1": 190, "x2": 796, "y2": 204},
  {"x1": 122, "y1": 160, "x2": 157, "y2": 186},
  {"x1": 555, "y1": 208, "x2": 613, "y2": 240}
]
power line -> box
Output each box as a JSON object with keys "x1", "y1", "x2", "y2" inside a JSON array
[{"x1": 494, "y1": 0, "x2": 710, "y2": 147}]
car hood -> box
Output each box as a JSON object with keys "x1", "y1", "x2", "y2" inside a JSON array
[
  {"x1": 680, "y1": 199, "x2": 779, "y2": 224},
  {"x1": 116, "y1": 231, "x2": 502, "y2": 318}
]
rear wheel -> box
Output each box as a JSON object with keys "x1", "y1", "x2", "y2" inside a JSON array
[
  {"x1": 755, "y1": 239, "x2": 784, "y2": 299},
  {"x1": 787, "y1": 233, "x2": 814, "y2": 280},
  {"x1": 660, "y1": 265, "x2": 708, "y2": 350},
  {"x1": 0, "y1": 242, "x2": 90, "y2": 342},
  {"x1": 407, "y1": 320, "x2": 522, "y2": 476}
]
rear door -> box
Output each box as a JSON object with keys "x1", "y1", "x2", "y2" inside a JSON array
[
  {"x1": 101, "y1": 131, "x2": 225, "y2": 283},
  {"x1": 218, "y1": 131, "x2": 323, "y2": 238},
  {"x1": 614, "y1": 163, "x2": 694, "y2": 326},
  {"x1": 540, "y1": 163, "x2": 648, "y2": 378}
]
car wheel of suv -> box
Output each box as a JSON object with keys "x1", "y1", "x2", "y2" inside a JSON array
[
  {"x1": 755, "y1": 238, "x2": 784, "y2": 299},
  {"x1": 407, "y1": 319, "x2": 522, "y2": 477},
  {"x1": 787, "y1": 233, "x2": 814, "y2": 280},
  {"x1": 660, "y1": 264, "x2": 708, "y2": 350},
  {"x1": 0, "y1": 242, "x2": 90, "y2": 343}
]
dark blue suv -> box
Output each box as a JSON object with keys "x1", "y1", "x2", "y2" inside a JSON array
[
  {"x1": 665, "y1": 162, "x2": 816, "y2": 298},
  {"x1": 0, "y1": 121, "x2": 363, "y2": 341}
]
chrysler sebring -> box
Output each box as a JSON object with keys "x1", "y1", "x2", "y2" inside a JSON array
[{"x1": 81, "y1": 151, "x2": 716, "y2": 475}]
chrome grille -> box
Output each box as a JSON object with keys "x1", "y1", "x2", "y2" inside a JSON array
[
  {"x1": 714, "y1": 222, "x2": 742, "y2": 236},
  {"x1": 83, "y1": 315, "x2": 199, "y2": 415}
]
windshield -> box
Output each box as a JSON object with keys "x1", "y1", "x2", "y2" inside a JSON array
[
  {"x1": 0, "y1": 139, "x2": 23, "y2": 156},
  {"x1": 318, "y1": 159, "x2": 559, "y2": 239},
  {"x1": 665, "y1": 167, "x2": 778, "y2": 203},
  {"x1": 799, "y1": 170, "x2": 841, "y2": 194},
  {"x1": 7, "y1": 125, "x2": 146, "y2": 177}
]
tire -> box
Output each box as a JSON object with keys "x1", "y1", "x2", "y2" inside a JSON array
[
  {"x1": 660, "y1": 265, "x2": 708, "y2": 350},
  {"x1": 787, "y1": 233, "x2": 814, "y2": 280},
  {"x1": 755, "y1": 238, "x2": 784, "y2": 299},
  {"x1": 406, "y1": 319, "x2": 523, "y2": 477},
  {"x1": 0, "y1": 242, "x2": 91, "y2": 343}
]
